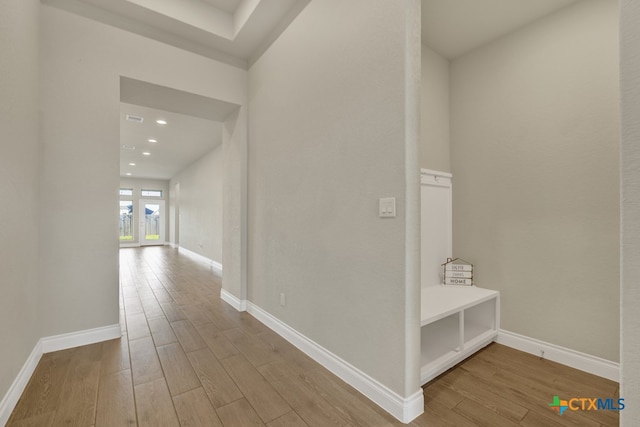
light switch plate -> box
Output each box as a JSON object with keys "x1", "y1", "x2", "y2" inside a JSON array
[{"x1": 379, "y1": 197, "x2": 396, "y2": 218}]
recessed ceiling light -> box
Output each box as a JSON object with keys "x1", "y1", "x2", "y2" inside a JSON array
[
  {"x1": 142, "y1": 152, "x2": 151, "y2": 156},
  {"x1": 156, "y1": 119, "x2": 167, "y2": 125},
  {"x1": 121, "y1": 144, "x2": 136, "y2": 150},
  {"x1": 148, "y1": 139, "x2": 157, "y2": 143},
  {"x1": 125, "y1": 172, "x2": 132, "y2": 176},
  {"x1": 129, "y1": 162, "x2": 136, "y2": 166}
]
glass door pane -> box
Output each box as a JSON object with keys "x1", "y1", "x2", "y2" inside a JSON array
[
  {"x1": 144, "y1": 203, "x2": 160, "y2": 241},
  {"x1": 139, "y1": 200, "x2": 165, "y2": 246},
  {"x1": 119, "y1": 200, "x2": 133, "y2": 241}
]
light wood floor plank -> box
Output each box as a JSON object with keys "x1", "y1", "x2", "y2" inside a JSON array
[
  {"x1": 205, "y1": 304, "x2": 242, "y2": 331},
  {"x1": 414, "y1": 400, "x2": 478, "y2": 427},
  {"x1": 136, "y1": 286, "x2": 156, "y2": 301},
  {"x1": 270, "y1": 372, "x2": 354, "y2": 427},
  {"x1": 216, "y1": 398, "x2": 266, "y2": 427},
  {"x1": 159, "y1": 300, "x2": 188, "y2": 323},
  {"x1": 255, "y1": 329, "x2": 317, "y2": 369},
  {"x1": 121, "y1": 286, "x2": 138, "y2": 299},
  {"x1": 257, "y1": 360, "x2": 308, "y2": 384},
  {"x1": 181, "y1": 303, "x2": 214, "y2": 327},
  {"x1": 171, "y1": 319, "x2": 207, "y2": 352},
  {"x1": 123, "y1": 297, "x2": 143, "y2": 315},
  {"x1": 100, "y1": 338, "x2": 130, "y2": 377},
  {"x1": 197, "y1": 323, "x2": 241, "y2": 360},
  {"x1": 152, "y1": 287, "x2": 174, "y2": 303},
  {"x1": 453, "y1": 398, "x2": 520, "y2": 427},
  {"x1": 156, "y1": 343, "x2": 201, "y2": 396},
  {"x1": 438, "y1": 368, "x2": 529, "y2": 422},
  {"x1": 125, "y1": 311, "x2": 151, "y2": 341},
  {"x1": 266, "y1": 411, "x2": 309, "y2": 427},
  {"x1": 422, "y1": 381, "x2": 465, "y2": 409},
  {"x1": 8, "y1": 351, "x2": 72, "y2": 421},
  {"x1": 234, "y1": 312, "x2": 271, "y2": 335},
  {"x1": 140, "y1": 297, "x2": 165, "y2": 319},
  {"x1": 145, "y1": 279, "x2": 165, "y2": 290},
  {"x1": 172, "y1": 387, "x2": 223, "y2": 427},
  {"x1": 128, "y1": 337, "x2": 164, "y2": 386},
  {"x1": 186, "y1": 348, "x2": 244, "y2": 408},
  {"x1": 219, "y1": 354, "x2": 292, "y2": 423},
  {"x1": 222, "y1": 328, "x2": 280, "y2": 368},
  {"x1": 95, "y1": 370, "x2": 136, "y2": 427},
  {"x1": 134, "y1": 378, "x2": 180, "y2": 427},
  {"x1": 51, "y1": 360, "x2": 101, "y2": 426},
  {"x1": 519, "y1": 409, "x2": 568, "y2": 427},
  {"x1": 5, "y1": 411, "x2": 56, "y2": 427},
  {"x1": 147, "y1": 316, "x2": 178, "y2": 347},
  {"x1": 301, "y1": 369, "x2": 397, "y2": 426}
]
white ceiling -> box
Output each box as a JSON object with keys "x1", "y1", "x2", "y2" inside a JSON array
[
  {"x1": 200, "y1": 0, "x2": 243, "y2": 15},
  {"x1": 119, "y1": 77, "x2": 238, "y2": 180},
  {"x1": 46, "y1": 0, "x2": 586, "y2": 180},
  {"x1": 120, "y1": 103, "x2": 222, "y2": 180},
  {"x1": 421, "y1": 0, "x2": 581, "y2": 59},
  {"x1": 120, "y1": 77, "x2": 239, "y2": 122},
  {"x1": 42, "y1": 0, "x2": 311, "y2": 68}
]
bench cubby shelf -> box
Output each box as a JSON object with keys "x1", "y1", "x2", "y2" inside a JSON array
[{"x1": 420, "y1": 285, "x2": 500, "y2": 385}]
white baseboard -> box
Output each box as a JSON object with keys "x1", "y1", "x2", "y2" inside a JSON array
[
  {"x1": 0, "y1": 324, "x2": 122, "y2": 426},
  {"x1": 119, "y1": 242, "x2": 139, "y2": 248},
  {"x1": 41, "y1": 324, "x2": 122, "y2": 354},
  {"x1": 220, "y1": 288, "x2": 247, "y2": 312},
  {"x1": 246, "y1": 301, "x2": 424, "y2": 423},
  {"x1": 121, "y1": 243, "x2": 173, "y2": 249},
  {"x1": 497, "y1": 329, "x2": 620, "y2": 382},
  {"x1": 0, "y1": 341, "x2": 43, "y2": 427},
  {"x1": 178, "y1": 246, "x2": 223, "y2": 272}
]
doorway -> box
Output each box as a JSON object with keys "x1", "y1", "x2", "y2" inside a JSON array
[
  {"x1": 119, "y1": 76, "x2": 246, "y2": 307},
  {"x1": 139, "y1": 199, "x2": 165, "y2": 246}
]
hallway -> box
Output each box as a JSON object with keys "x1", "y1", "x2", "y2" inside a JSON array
[
  {"x1": 6, "y1": 247, "x2": 618, "y2": 426},
  {"x1": 7, "y1": 247, "x2": 403, "y2": 426}
]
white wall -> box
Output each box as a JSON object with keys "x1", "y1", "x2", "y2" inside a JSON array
[
  {"x1": 450, "y1": 0, "x2": 620, "y2": 361},
  {"x1": 0, "y1": 0, "x2": 41, "y2": 404},
  {"x1": 170, "y1": 145, "x2": 223, "y2": 263},
  {"x1": 420, "y1": 44, "x2": 450, "y2": 172},
  {"x1": 119, "y1": 178, "x2": 170, "y2": 244},
  {"x1": 620, "y1": 0, "x2": 640, "y2": 423},
  {"x1": 248, "y1": 0, "x2": 421, "y2": 399},
  {"x1": 169, "y1": 182, "x2": 180, "y2": 245},
  {"x1": 39, "y1": 4, "x2": 247, "y2": 337}
]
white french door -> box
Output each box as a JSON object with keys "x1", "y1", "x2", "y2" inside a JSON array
[{"x1": 139, "y1": 199, "x2": 165, "y2": 246}]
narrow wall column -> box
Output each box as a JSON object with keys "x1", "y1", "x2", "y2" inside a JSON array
[
  {"x1": 0, "y1": 0, "x2": 41, "y2": 416},
  {"x1": 620, "y1": 0, "x2": 640, "y2": 424}
]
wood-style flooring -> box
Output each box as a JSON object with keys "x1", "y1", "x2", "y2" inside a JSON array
[{"x1": 7, "y1": 246, "x2": 619, "y2": 426}]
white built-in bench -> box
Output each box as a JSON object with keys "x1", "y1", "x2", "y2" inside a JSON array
[
  {"x1": 420, "y1": 285, "x2": 499, "y2": 384},
  {"x1": 420, "y1": 168, "x2": 500, "y2": 384}
]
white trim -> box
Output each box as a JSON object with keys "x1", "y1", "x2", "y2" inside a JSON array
[
  {"x1": 246, "y1": 301, "x2": 424, "y2": 423},
  {"x1": 0, "y1": 324, "x2": 121, "y2": 425},
  {"x1": 41, "y1": 324, "x2": 121, "y2": 354},
  {"x1": 220, "y1": 288, "x2": 247, "y2": 312},
  {"x1": 497, "y1": 329, "x2": 620, "y2": 382},
  {"x1": 0, "y1": 341, "x2": 42, "y2": 426},
  {"x1": 211, "y1": 260, "x2": 223, "y2": 272},
  {"x1": 119, "y1": 242, "x2": 140, "y2": 248},
  {"x1": 420, "y1": 167, "x2": 452, "y2": 179},
  {"x1": 178, "y1": 246, "x2": 223, "y2": 272},
  {"x1": 121, "y1": 242, "x2": 173, "y2": 249}
]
